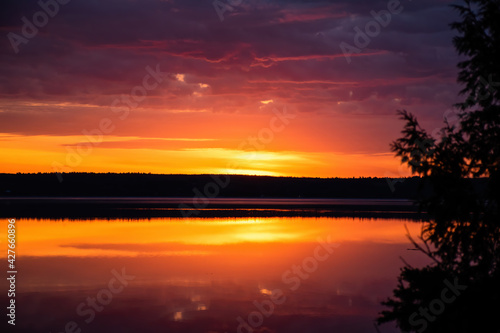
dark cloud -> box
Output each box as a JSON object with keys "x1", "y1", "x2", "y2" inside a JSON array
[{"x1": 0, "y1": 0, "x2": 461, "y2": 135}]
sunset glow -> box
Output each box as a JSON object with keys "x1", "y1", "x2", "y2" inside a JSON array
[
  {"x1": 1, "y1": 0, "x2": 494, "y2": 332},
  {"x1": 0, "y1": 0, "x2": 460, "y2": 177}
]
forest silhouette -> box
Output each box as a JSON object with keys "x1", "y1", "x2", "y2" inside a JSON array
[{"x1": 377, "y1": 0, "x2": 500, "y2": 332}]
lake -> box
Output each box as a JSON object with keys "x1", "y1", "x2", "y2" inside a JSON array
[{"x1": 2, "y1": 199, "x2": 430, "y2": 333}]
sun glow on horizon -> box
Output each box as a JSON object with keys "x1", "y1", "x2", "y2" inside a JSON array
[{"x1": 0, "y1": 121, "x2": 411, "y2": 178}]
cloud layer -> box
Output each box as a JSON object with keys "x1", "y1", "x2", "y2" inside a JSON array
[{"x1": 0, "y1": 0, "x2": 464, "y2": 176}]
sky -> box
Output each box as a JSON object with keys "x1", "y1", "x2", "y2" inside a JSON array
[{"x1": 0, "y1": 0, "x2": 463, "y2": 177}]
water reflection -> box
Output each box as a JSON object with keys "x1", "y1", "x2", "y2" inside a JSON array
[{"x1": 6, "y1": 217, "x2": 431, "y2": 333}]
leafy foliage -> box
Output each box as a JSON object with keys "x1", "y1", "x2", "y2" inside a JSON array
[{"x1": 378, "y1": 1, "x2": 500, "y2": 331}]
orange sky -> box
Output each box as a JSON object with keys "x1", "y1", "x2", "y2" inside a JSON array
[
  {"x1": 0, "y1": 108, "x2": 413, "y2": 177},
  {"x1": 0, "y1": 0, "x2": 461, "y2": 177}
]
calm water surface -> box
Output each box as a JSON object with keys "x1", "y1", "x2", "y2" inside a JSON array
[{"x1": 4, "y1": 213, "x2": 430, "y2": 333}]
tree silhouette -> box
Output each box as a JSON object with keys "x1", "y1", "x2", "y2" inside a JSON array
[{"x1": 378, "y1": 0, "x2": 500, "y2": 332}]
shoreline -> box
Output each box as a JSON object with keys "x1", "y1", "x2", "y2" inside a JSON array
[{"x1": 0, "y1": 197, "x2": 426, "y2": 220}]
